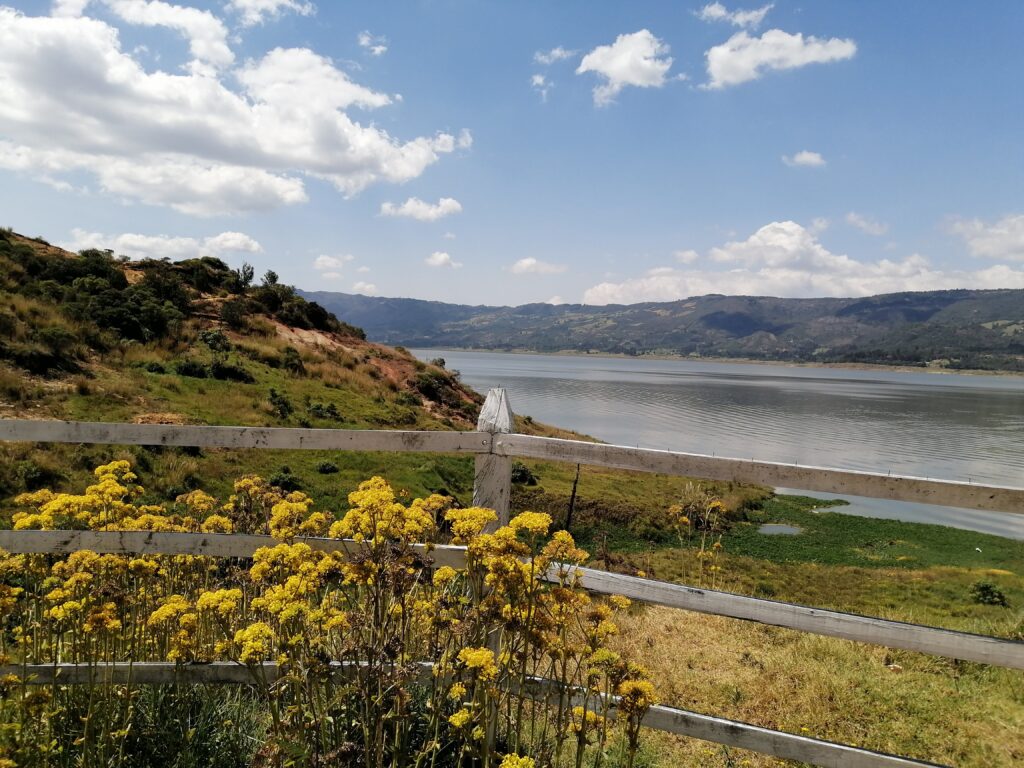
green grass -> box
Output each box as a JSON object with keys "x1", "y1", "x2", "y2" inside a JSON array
[{"x1": 729, "y1": 494, "x2": 1024, "y2": 571}]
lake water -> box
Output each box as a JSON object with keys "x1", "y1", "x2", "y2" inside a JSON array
[{"x1": 413, "y1": 349, "x2": 1024, "y2": 539}]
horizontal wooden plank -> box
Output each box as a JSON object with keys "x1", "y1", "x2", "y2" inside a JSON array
[
  {"x1": 0, "y1": 419, "x2": 490, "y2": 454},
  {"x1": 1, "y1": 531, "x2": 1019, "y2": 669},
  {"x1": 565, "y1": 565, "x2": 1024, "y2": 670},
  {"x1": 0, "y1": 530, "x2": 467, "y2": 570},
  {"x1": 519, "y1": 676, "x2": 944, "y2": 768},
  {"x1": 497, "y1": 434, "x2": 1024, "y2": 515},
  {"x1": 1, "y1": 664, "x2": 944, "y2": 767}
]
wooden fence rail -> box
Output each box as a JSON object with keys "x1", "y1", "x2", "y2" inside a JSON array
[{"x1": 2, "y1": 388, "x2": 1022, "y2": 768}]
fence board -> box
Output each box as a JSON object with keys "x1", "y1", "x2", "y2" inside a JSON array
[
  {"x1": 497, "y1": 434, "x2": 1024, "y2": 514},
  {"x1": 0, "y1": 419, "x2": 491, "y2": 454},
  {"x1": 563, "y1": 566, "x2": 1024, "y2": 670},
  {"x1": 0, "y1": 530, "x2": 467, "y2": 569}
]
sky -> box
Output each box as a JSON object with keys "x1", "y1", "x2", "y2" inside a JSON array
[{"x1": 1, "y1": 1, "x2": 1023, "y2": 306}]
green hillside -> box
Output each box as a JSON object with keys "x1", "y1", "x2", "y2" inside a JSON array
[
  {"x1": 0, "y1": 228, "x2": 750, "y2": 527},
  {"x1": 302, "y1": 288, "x2": 1024, "y2": 372}
]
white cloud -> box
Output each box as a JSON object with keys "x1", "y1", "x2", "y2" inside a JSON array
[
  {"x1": 531, "y1": 73, "x2": 552, "y2": 102},
  {"x1": 696, "y1": 3, "x2": 773, "y2": 29},
  {"x1": 352, "y1": 281, "x2": 376, "y2": 295},
  {"x1": 674, "y1": 249, "x2": 699, "y2": 264},
  {"x1": 583, "y1": 221, "x2": 1024, "y2": 304},
  {"x1": 576, "y1": 30, "x2": 673, "y2": 106},
  {"x1": 380, "y1": 197, "x2": 463, "y2": 221},
  {"x1": 509, "y1": 257, "x2": 567, "y2": 275},
  {"x1": 356, "y1": 265, "x2": 370, "y2": 273},
  {"x1": 845, "y1": 211, "x2": 888, "y2": 236},
  {"x1": 809, "y1": 217, "x2": 829, "y2": 234},
  {"x1": 51, "y1": 0, "x2": 90, "y2": 16},
  {"x1": 949, "y1": 213, "x2": 1024, "y2": 261},
  {"x1": 104, "y1": 0, "x2": 233, "y2": 68},
  {"x1": 705, "y1": 29, "x2": 856, "y2": 89},
  {"x1": 357, "y1": 30, "x2": 387, "y2": 56},
  {"x1": 443, "y1": 232, "x2": 456, "y2": 240},
  {"x1": 313, "y1": 254, "x2": 354, "y2": 271},
  {"x1": 0, "y1": 9, "x2": 464, "y2": 215},
  {"x1": 534, "y1": 46, "x2": 575, "y2": 65},
  {"x1": 225, "y1": 0, "x2": 315, "y2": 27},
  {"x1": 546, "y1": 295, "x2": 566, "y2": 305},
  {"x1": 782, "y1": 150, "x2": 826, "y2": 167},
  {"x1": 62, "y1": 227, "x2": 261, "y2": 260},
  {"x1": 425, "y1": 251, "x2": 462, "y2": 269}
]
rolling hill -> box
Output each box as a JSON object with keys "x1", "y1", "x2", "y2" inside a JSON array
[{"x1": 301, "y1": 289, "x2": 1024, "y2": 371}]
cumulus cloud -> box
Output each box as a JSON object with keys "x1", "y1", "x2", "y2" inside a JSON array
[
  {"x1": 380, "y1": 197, "x2": 462, "y2": 221},
  {"x1": 534, "y1": 46, "x2": 575, "y2": 65},
  {"x1": 313, "y1": 254, "x2": 354, "y2": 271},
  {"x1": 576, "y1": 30, "x2": 673, "y2": 106},
  {"x1": 51, "y1": 0, "x2": 91, "y2": 16},
  {"x1": 782, "y1": 150, "x2": 826, "y2": 167},
  {"x1": 352, "y1": 281, "x2": 376, "y2": 295},
  {"x1": 705, "y1": 29, "x2": 856, "y2": 89},
  {"x1": 425, "y1": 251, "x2": 462, "y2": 269},
  {"x1": 225, "y1": 0, "x2": 315, "y2": 27},
  {"x1": 674, "y1": 249, "x2": 699, "y2": 264},
  {"x1": 104, "y1": 0, "x2": 233, "y2": 68},
  {"x1": 509, "y1": 257, "x2": 567, "y2": 275},
  {"x1": 357, "y1": 30, "x2": 387, "y2": 56},
  {"x1": 582, "y1": 221, "x2": 1024, "y2": 304},
  {"x1": 62, "y1": 227, "x2": 261, "y2": 260},
  {"x1": 949, "y1": 214, "x2": 1024, "y2": 261},
  {"x1": 845, "y1": 211, "x2": 888, "y2": 236},
  {"x1": 696, "y1": 3, "x2": 772, "y2": 29},
  {"x1": 0, "y1": 8, "x2": 465, "y2": 215}
]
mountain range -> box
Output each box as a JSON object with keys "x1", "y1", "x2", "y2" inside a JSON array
[{"x1": 299, "y1": 289, "x2": 1024, "y2": 371}]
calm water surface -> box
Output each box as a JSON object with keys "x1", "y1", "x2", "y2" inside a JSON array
[{"x1": 414, "y1": 349, "x2": 1024, "y2": 539}]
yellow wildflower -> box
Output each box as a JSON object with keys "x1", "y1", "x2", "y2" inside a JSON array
[{"x1": 448, "y1": 708, "x2": 471, "y2": 729}]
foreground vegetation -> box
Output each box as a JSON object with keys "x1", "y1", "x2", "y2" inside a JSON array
[{"x1": 1, "y1": 464, "x2": 654, "y2": 767}]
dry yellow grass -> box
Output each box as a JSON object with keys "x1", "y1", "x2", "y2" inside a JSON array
[{"x1": 610, "y1": 605, "x2": 1024, "y2": 767}]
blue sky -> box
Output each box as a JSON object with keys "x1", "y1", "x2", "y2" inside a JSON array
[{"x1": 1, "y1": 1, "x2": 1023, "y2": 305}]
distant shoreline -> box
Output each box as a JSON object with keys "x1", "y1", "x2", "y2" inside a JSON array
[{"x1": 409, "y1": 346, "x2": 1024, "y2": 379}]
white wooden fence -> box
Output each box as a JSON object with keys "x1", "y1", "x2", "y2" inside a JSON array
[{"x1": 1, "y1": 388, "x2": 1022, "y2": 768}]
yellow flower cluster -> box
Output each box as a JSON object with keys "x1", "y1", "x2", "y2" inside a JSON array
[
  {"x1": 0, "y1": 464, "x2": 658, "y2": 767},
  {"x1": 457, "y1": 646, "x2": 498, "y2": 681}
]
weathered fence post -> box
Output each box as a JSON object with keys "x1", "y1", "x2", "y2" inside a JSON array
[{"x1": 473, "y1": 388, "x2": 514, "y2": 528}]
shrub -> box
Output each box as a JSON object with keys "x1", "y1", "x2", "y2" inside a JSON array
[
  {"x1": 220, "y1": 299, "x2": 247, "y2": 330},
  {"x1": 209, "y1": 359, "x2": 255, "y2": 383},
  {"x1": 970, "y1": 580, "x2": 1009, "y2": 607},
  {"x1": 511, "y1": 461, "x2": 538, "y2": 485},
  {"x1": 199, "y1": 329, "x2": 232, "y2": 353},
  {"x1": 268, "y1": 388, "x2": 293, "y2": 419},
  {"x1": 175, "y1": 359, "x2": 208, "y2": 378},
  {"x1": 144, "y1": 361, "x2": 166, "y2": 374},
  {"x1": 316, "y1": 461, "x2": 339, "y2": 474},
  {"x1": 282, "y1": 346, "x2": 305, "y2": 375},
  {"x1": 306, "y1": 400, "x2": 341, "y2": 421},
  {"x1": 268, "y1": 466, "x2": 302, "y2": 492}
]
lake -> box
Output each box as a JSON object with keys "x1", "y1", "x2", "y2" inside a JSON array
[{"x1": 413, "y1": 349, "x2": 1024, "y2": 539}]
